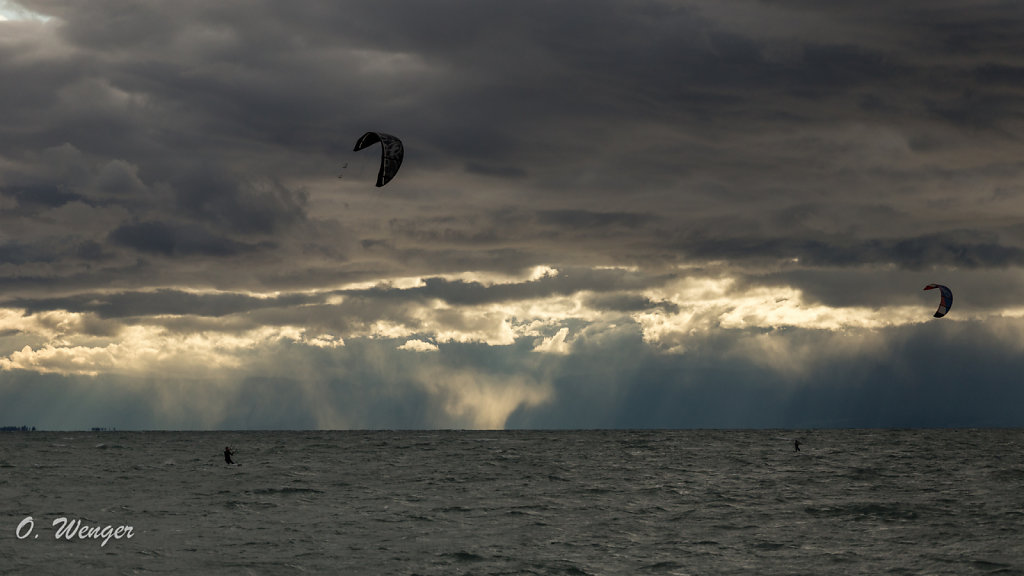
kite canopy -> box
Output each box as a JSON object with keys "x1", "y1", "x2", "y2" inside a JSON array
[
  {"x1": 923, "y1": 284, "x2": 953, "y2": 318},
  {"x1": 353, "y1": 131, "x2": 403, "y2": 187}
]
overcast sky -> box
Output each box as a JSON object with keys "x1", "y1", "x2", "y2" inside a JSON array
[{"x1": 2, "y1": 0, "x2": 1023, "y2": 430}]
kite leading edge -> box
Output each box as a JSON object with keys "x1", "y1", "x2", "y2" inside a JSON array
[{"x1": 353, "y1": 131, "x2": 404, "y2": 187}]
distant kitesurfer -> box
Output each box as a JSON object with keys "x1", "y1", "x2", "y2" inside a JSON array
[
  {"x1": 794, "y1": 439, "x2": 801, "y2": 452},
  {"x1": 224, "y1": 446, "x2": 235, "y2": 464}
]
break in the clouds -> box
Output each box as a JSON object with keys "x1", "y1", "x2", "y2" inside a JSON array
[{"x1": 2, "y1": 1, "x2": 1024, "y2": 429}]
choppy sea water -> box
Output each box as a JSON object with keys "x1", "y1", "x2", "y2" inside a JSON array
[{"x1": 0, "y1": 429, "x2": 1022, "y2": 575}]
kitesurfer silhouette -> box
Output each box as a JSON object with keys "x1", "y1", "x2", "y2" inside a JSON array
[
  {"x1": 794, "y1": 439, "x2": 801, "y2": 452},
  {"x1": 224, "y1": 446, "x2": 235, "y2": 464}
]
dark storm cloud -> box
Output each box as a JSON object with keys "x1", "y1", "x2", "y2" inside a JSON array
[
  {"x1": 0, "y1": 236, "x2": 111, "y2": 266},
  {"x1": 345, "y1": 266, "x2": 673, "y2": 308},
  {"x1": 1, "y1": 184, "x2": 84, "y2": 209},
  {"x1": 381, "y1": 208, "x2": 661, "y2": 259},
  {"x1": 9, "y1": 288, "x2": 315, "y2": 319},
  {"x1": 0, "y1": 265, "x2": 669, "y2": 334},
  {"x1": 0, "y1": 241, "x2": 56, "y2": 265},
  {"x1": 6, "y1": 0, "x2": 1024, "y2": 274},
  {"x1": 536, "y1": 210, "x2": 656, "y2": 231},
  {"x1": 583, "y1": 293, "x2": 679, "y2": 314},
  {"x1": 109, "y1": 220, "x2": 273, "y2": 257},
  {"x1": 166, "y1": 167, "x2": 308, "y2": 235},
  {"x1": 678, "y1": 230, "x2": 1024, "y2": 270},
  {"x1": 463, "y1": 162, "x2": 528, "y2": 179},
  {"x1": 975, "y1": 63, "x2": 1024, "y2": 87},
  {"x1": 382, "y1": 247, "x2": 546, "y2": 278}
]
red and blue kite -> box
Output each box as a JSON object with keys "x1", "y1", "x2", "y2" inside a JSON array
[{"x1": 923, "y1": 284, "x2": 953, "y2": 318}]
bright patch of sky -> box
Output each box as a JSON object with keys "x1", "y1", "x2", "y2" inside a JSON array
[{"x1": 0, "y1": 1, "x2": 49, "y2": 21}]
